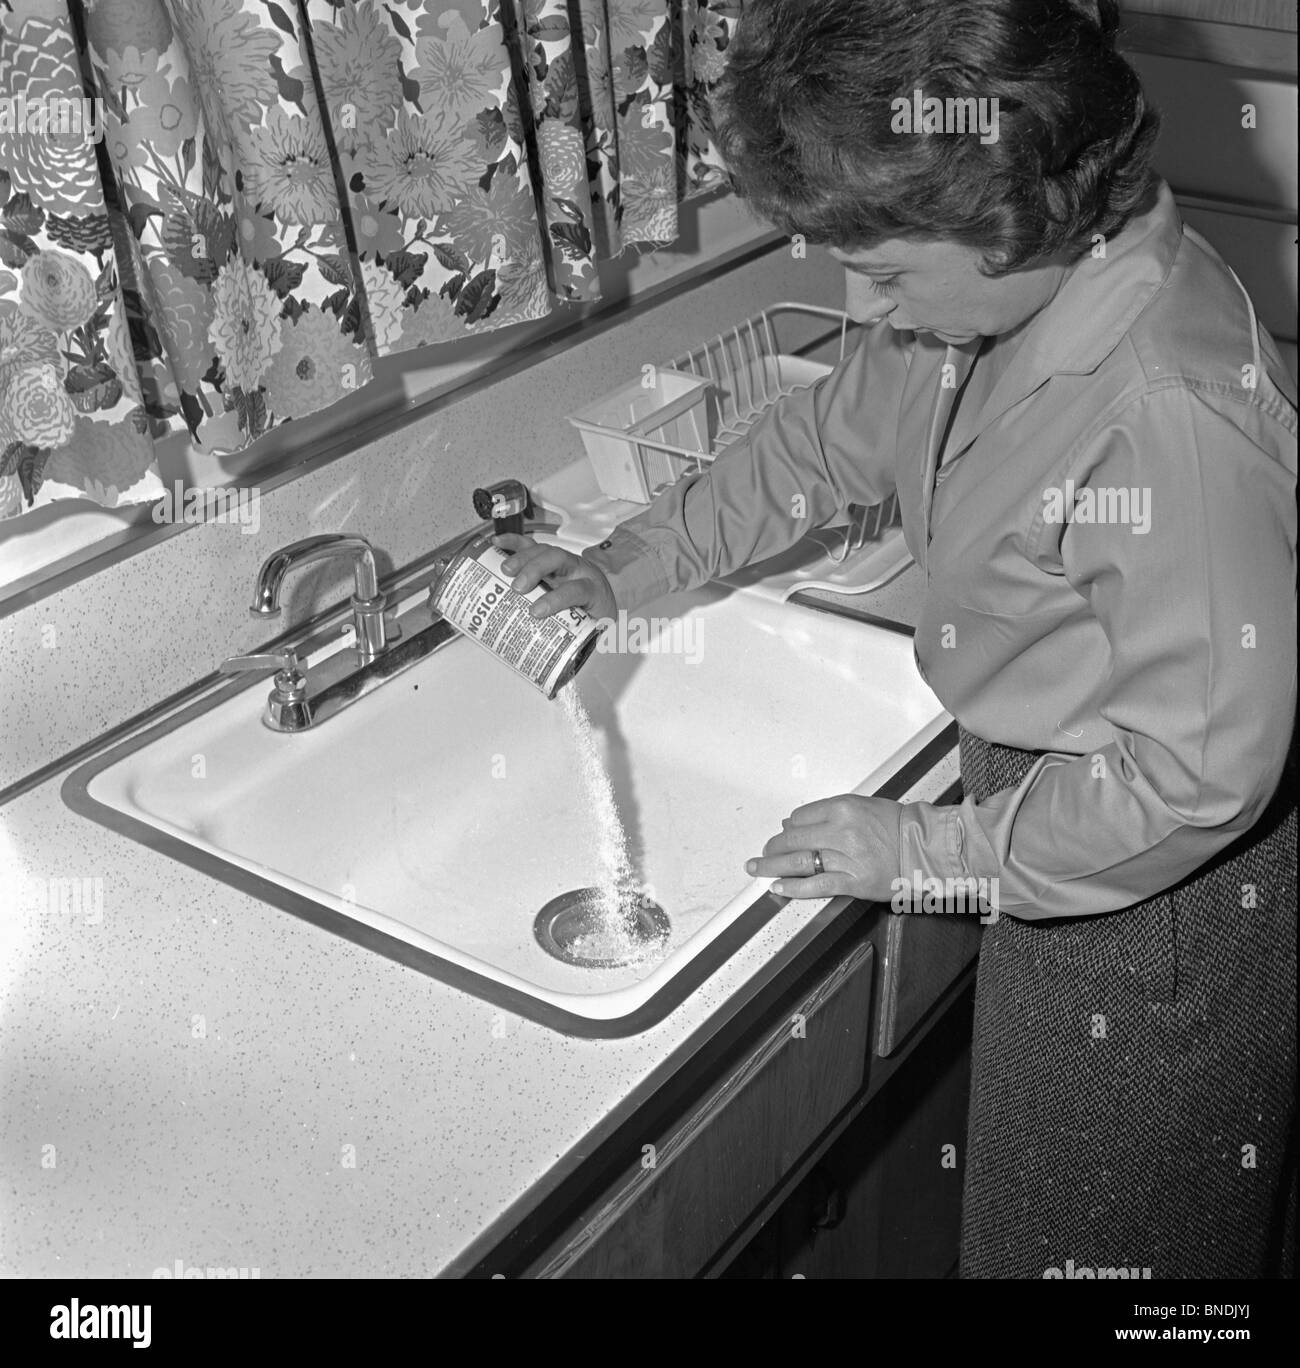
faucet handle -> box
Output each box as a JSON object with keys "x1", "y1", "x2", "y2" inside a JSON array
[
  {"x1": 219, "y1": 648, "x2": 305, "y2": 690},
  {"x1": 220, "y1": 649, "x2": 310, "y2": 730}
]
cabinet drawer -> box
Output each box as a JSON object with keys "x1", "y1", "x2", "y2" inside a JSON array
[{"x1": 530, "y1": 940, "x2": 874, "y2": 1278}]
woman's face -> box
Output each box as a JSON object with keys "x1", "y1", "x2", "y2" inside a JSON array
[{"x1": 828, "y1": 238, "x2": 1071, "y2": 343}]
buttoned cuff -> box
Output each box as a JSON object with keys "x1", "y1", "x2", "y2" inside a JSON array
[
  {"x1": 897, "y1": 799, "x2": 971, "y2": 887},
  {"x1": 582, "y1": 527, "x2": 673, "y2": 614}
]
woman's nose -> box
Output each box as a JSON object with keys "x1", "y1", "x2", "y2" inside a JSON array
[{"x1": 843, "y1": 272, "x2": 897, "y2": 324}]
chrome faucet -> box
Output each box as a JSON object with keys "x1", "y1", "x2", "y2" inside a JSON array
[
  {"x1": 248, "y1": 533, "x2": 395, "y2": 659},
  {"x1": 221, "y1": 492, "x2": 555, "y2": 732},
  {"x1": 219, "y1": 533, "x2": 440, "y2": 732}
]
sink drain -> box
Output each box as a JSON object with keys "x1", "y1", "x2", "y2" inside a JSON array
[{"x1": 534, "y1": 888, "x2": 670, "y2": 968}]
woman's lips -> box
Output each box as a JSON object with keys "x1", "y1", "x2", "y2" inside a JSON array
[{"x1": 876, "y1": 317, "x2": 979, "y2": 344}]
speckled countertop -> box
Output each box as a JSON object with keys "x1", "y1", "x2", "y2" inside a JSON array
[{"x1": 0, "y1": 563, "x2": 951, "y2": 1278}]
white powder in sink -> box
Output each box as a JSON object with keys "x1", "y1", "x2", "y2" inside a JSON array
[
  {"x1": 567, "y1": 921, "x2": 657, "y2": 966},
  {"x1": 560, "y1": 685, "x2": 638, "y2": 925}
]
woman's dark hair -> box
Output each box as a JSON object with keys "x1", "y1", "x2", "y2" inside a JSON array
[{"x1": 712, "y1": 0, "x2": 1161, "y2": 274}]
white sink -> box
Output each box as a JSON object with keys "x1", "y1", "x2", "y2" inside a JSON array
[{"x1": 65, "y1": 582, "x2": 948, "y2": 1034}]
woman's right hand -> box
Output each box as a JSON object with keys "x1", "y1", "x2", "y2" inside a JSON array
[{"x1": 494, "y1": 533, "x2": 618, "y2": 624}]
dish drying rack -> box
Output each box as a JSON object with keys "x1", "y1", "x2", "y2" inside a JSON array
[{"x1": 563, "y1": 302, "x2": 911, "y2": 600}]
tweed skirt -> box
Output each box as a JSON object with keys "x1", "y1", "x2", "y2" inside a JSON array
[{"x1": 957, "y1": 727, "x2": 1297, "y2": 1279}]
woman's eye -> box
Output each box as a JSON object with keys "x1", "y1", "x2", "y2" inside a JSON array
[{"x1": 869, "y1": 276, "x2": 900, "y2": 296}]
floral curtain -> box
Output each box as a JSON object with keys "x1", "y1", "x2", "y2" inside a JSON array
[{"x1": 0, "y1": 0, "x2": 741, "y2": 522}]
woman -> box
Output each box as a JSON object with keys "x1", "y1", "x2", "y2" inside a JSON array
[{"x1": 500, "y1": 0, "x2": 1297, "y2": 1278}]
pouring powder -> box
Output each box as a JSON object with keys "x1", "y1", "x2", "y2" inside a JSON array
[{"x1": 560, "y1": 686, "x2": 640, "y2": 930}]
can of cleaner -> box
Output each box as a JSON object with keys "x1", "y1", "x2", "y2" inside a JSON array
[{"x1": 429, "y1": 534, "x2": 605, "y2": 698}]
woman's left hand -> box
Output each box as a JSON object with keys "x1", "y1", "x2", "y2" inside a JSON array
[{"x1": 746, "y1": 794, "x2": 902, "y2": 901}]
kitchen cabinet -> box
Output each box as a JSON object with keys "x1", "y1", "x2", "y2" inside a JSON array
[
  {"x1": 729, "y1": 984, "x2": 973, "y2": 1279},
  {"x1": 879, "y1": 905, "x2": 981, "y2": 1058},
  {"x1": 1117, "y1": 0, "x2": 1298, "y2": 375},
  {"x1": 1123, "y1": 0, "x2": 1295, "y2": 24},
  {"x1": 1120, "y1": 0, "x2": 1298, "y2": 74},
  {"x1": 499, "y1": 888, "x2": 977, "y2": 1279},
  {"x1": 529, "y1": 939, "x2": 876, "y2": 1277}
]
